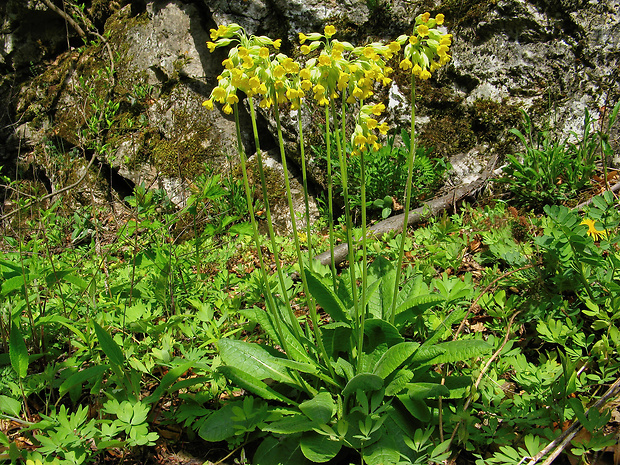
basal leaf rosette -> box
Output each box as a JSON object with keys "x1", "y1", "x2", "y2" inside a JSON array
[{"x1": 396, "y1": 12, "x2": 451, "y2": 79}]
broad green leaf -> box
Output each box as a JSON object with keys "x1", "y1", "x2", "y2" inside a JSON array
[
  {"x1": 219, "y1": 366, "x2": 296, "y2": 405},
  {"x1": 342, "y1": 373, "x2": 383, "y2": 398},
  {"x1": 0, "y1": 395, "x2": 21, "y2": 417},
  {"x1": 35, "y1": 315, "x2": 87, "y2": 344},
  {"x1": 405, "y1": 382, "x2": 450, "y2": 399},
  {"x1": 59, "y1": 365, "x2": 110, "y2": 399},
  {"x1": 363, "y1": 434, "x2": 400, "y2": 465},
  {"x1": 254, "y1": 435, "x2": 309, "y2": 465},
  {"x1": 397, "y1": 395, "x2": 430, "y2": 422},
  {"x1": 385, "y1": 369, "x2": 413, "y2": 396},
  {"x1": 9, "y1": 324, "x2": 28, "y2": 378},
  {"x1": 394, "y1": 294, "x2": 445, "y2": 325},
  {"x1": 304, "y1": 268, "x2": 349, "y2": 322},
  {"x1": 373, "y1": 342, "x2": 419, "y2": 379},
  {"x1": 263, "y1": 414, "x2": 316, "y2": 434},
  {"x1": 143, "y1": 361, "x2": 194, "y2": 405},
  {"x1": 2, "y1": 276, "x2": 24, "y2": 296},
  {"x1": 93, "y1": 321, "x2": 124, "y2": 368},
  {"x1": 218, "y1": 339, "x2": 297, "y2": 386},
  {"x1": 299, "y1": 391, "x2": 335, "y2": 424},
  {"x1": 300, "y1": 431, "x2": 342, "y2": 462},
  {"x1": 198, "y1": 402, "x2": 237, "y2": 442},
  {"x1": 429, "y1": 340, "x2": 492, "y2": 364}
]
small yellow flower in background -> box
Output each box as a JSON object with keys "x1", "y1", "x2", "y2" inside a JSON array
[
  {"x1": 388, "y1": 41, "x2": 401, "y2": 53},
  {"x1": 420, "y1": 69, "x2": 431, "y2": 80},
  {"x1": 421, "y1": 12, "x2": 431, "y2": 22},
  {"x1": 223, "y1": 104, "x2": 233, "y2": 114},
  {"x1": 273, "y1": 39, "x2": 282, "y2": 49},
  {"x1": 581, "y1": 219, "x2": 607, "y2": 241},
  {"x1": 207, "y1": 41, "x2": 217, "y2": 52},
  {"x1": 324, "y1": 25, "x2": 337, "y2": 37},
  {"x1": 299, "y1": 32, "x2": 308, "y2": 44},
  {"x1": 202, "y1": 99, "x2": 214, "y2": 110},
  {"x1": 435, "y1": 13, "x2": 445, "y2": 25}
]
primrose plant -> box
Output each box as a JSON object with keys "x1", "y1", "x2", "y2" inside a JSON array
[{"x1": 200, "y1": 15, "x2": 490, "y2": 464}]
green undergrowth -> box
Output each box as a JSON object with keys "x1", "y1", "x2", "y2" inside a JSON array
[{"x1": 1, "y1": 171, "x2": 620, "y2": 464}]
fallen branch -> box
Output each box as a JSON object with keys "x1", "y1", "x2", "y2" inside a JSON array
[{"x1": 314, "y1": 155, "x2": 498, "y2": 267}]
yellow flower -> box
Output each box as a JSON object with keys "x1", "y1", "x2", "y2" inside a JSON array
[
  {"x1": 318, "y1": 54, "x2": 332, "y2": 67},
  {"x1": 412, "y1": 63, "x2": 422, "y2": 76},
  {"x1": 421, "y1": 12, "x2": 431, "y2": 22},
  {"x1": 301, "y1": 79, "x2": 313, "y2": 91},
  {"x1": 435, "y1": 13, "x2": 445, "y2": 25},
  {"x1": 273, "y1": 39, "x2": 282, "y2": 49},
  {"x1": 300, "y1": 68, "x2": 311, "y2": 80},
  {"x1": 259, "y1": 47, "x2": 270, "y2": 59},
  {"x1": 378, "y1": 122, "x2": 389, "y2": 135},
  {"x1": 226, "y1": 93, "x2": 239, "y2": 104},
  {"x1": 388, "y1": 41, "x2": 401, "y2": 53},
  {"x1": 202, "y1": 99, "x2": 214, "y2": 110},
  {"x1": 440, "y1": 34, "x2": 453, "y2": 46},
  {"x1": 417, "y1": 24, "x2": 430, "y2": 37},
  {"x1": 371, "y1": 103, "x2": 385, "y2": 115},
  {"x1": 581, "y1": 219, "x2": 607, "y2": 240},
  {"x1": 212, "y1": 86, "x2": 227, "y2": 102},
  {"x1": 409, "y1": 35, "x2": 418, "y2": 45},
  {"x1": 301, "y1": 44, "x2": 311, "y2": 54},
  {"x1": 249, "y1": 75, "x2": 261, "y2": 90},
  {"x1": 437, "y1": 44, "x2": 450, "y2": 57},
  {"x1": 299, "y1": 32, "x2": 308, "y2": 44},
  {"x1": 366, "y1": 118, "x2": 378, "y2": 129},
  {"x1": 223, "y1": 104, "x2": 233, "y2": 114},
  {"x1": 273, "y1": 64, "x2": 286, "y2": 79},
  {"x1": 222, "y1": 58, "x2": 234, "y2": 69},
  {"x1": 207, "y1": 41, "x2": 217, "y2": 52},
  {"x1": 324, "y1": 25, "x2": 337, "y2": 37},
  {"x1": 399, "y1": 58, "x2": 413, "y2": 70},
  {"x1": 420, "y1": 69, "x2": 432, "y2": 80}
]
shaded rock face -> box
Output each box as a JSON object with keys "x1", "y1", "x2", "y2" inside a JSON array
[{"x1": 0, "y1": 0, "x2": 618, "y2": 228}]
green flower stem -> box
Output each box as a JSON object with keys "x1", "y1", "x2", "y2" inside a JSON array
[
  {"x1": 246, "y1": 98, "x2": 303, "y2": 342},
  {"x1": 297, "y1": 110, "x2": 315, "y2": 270},
  {"x1": 390, "y1": 74, "x2": 417, "y2": 324},
  {"x1": 358, "y1": 147, "x2": 368, "y2": 373},
  {"x1": 324, "y1": 104, "x2": 338, "y2": 289},
  {"x1": 273, "y1": 103, "x2": 334, "y2": 378},
  {"x1": 331, "y1": 99, "x2": 360, "y2": 359},
  {"x1": 233, "y1": 103, "x2": 292, "y2": 352}
]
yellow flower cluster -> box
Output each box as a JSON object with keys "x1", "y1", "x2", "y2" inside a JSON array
[
  {"x1": 396, "y1": 12, "x2": 451, "y2": 80},
  {"x1": 203, "y1": 14, "x2": 451, "y2": 152}
]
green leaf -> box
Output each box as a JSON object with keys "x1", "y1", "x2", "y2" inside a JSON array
[
  {"x1": 93, "y1": 321, "x2": 124, "y2": 368},
  {"x1": 429, "y1": 340, "x2": 492, "y2": 364},
  {"x1": 143, "y1": 361, "x2": 194, "y2": 405},
  {"x1": 1, "y1": 276, "x2": 25, "y2": 296},
  {"x1": 304, "y1": 268, "x2": 349, "y2": 322},
  {"x1": 394, "y1": 294, "x2": 445, "y2": 325},
  {"x1": 9, "y1": 323, "x2": 28, "y2": 378},
  {"x1": 59, "y1": 365, "x2": 110, "y2": 399},
  {"x1": 373, "y1": 342, "x2": 419, "y2": 379},
  {"x1": 263, "y1": 414, "x2": 317, "y2": 434},
  {"x1": 342, "y1": 373, "x2": 383, "y2": 398},
  {"x1": 0, "y1": 395, "x2": 21, "y2": 417},
  {"x1": 363, "y1": 434, "x2": 400, "y2": 465},
  {"x1": 299, "y1": 391, "x2": 335, "y2": 424},
  {"x1": 219, "y1": 366, "x2": 296, "y2": 405},
  {"x1": 198, "y1": 402, "x2": 237, "y2": 442},
  {"x1": 397, "y1": 395, "x2": 430, "y2": 422},
  {"x1": 406, "y1": 382, "x2": 450, "y2": 399},
  {"x1": 300, "y1": 431, "x2": 342, "y2": 462},
  {"x1": 218, "y1": 339, "x2": 297, "y2": 386},
  {"x1": 254, "y1": 435, "x2": 309, "y2": 465}
]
